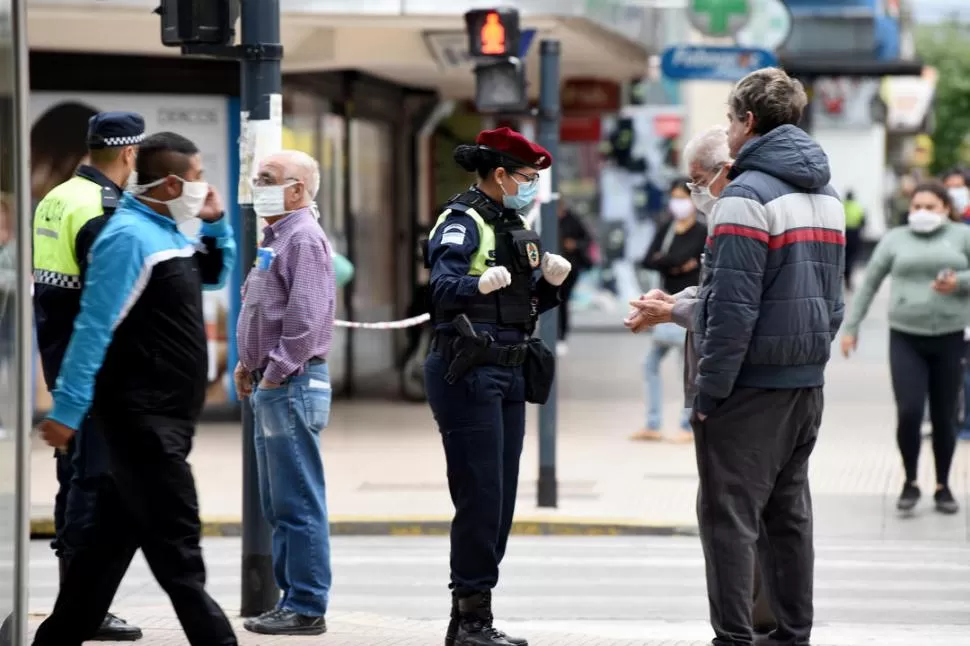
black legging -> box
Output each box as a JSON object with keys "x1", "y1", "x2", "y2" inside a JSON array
[{"x1": 889, "y1": 329, "x2": 964, "y2": 486}]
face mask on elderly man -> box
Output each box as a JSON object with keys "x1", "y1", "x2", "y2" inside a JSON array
[{"x1": 253, "y1": 182, "x2": 301, "y2": 219}]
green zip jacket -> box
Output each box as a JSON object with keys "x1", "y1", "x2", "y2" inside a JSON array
[{"x1": 843, "y1": 221, "x2": 970, "y2": 337}]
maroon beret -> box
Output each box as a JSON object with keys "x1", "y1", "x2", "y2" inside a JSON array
[{"x1": 475, "y1": 127, "x2": 552, "y2": 170}]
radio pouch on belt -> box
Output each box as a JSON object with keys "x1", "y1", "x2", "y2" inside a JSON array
[{"x1": 523, "y1": 338, "x2": 556, "y2": 404}]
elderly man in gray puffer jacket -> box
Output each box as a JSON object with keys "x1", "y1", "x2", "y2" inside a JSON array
[{"x1": 625, "y1": 124, "x2": 776, "y2": 638}]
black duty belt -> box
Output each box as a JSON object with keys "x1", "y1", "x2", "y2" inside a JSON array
[
  {"x1": 432, "y1": 333, "x2": 528, "y2": 368},
  {"x1": 250, "y1": 357, "x2": 326, "y2": 384}
]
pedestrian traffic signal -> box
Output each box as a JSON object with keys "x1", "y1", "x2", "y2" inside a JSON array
[
  {"x1": 155, "y1": 0, "x2": 239, "y2": 46},
  {"x1": 473, "y1": 58, "x2": 527, "y2": 113},
  {"x1": 465, "y1": 8, "x2": 521, "y2": 58}
]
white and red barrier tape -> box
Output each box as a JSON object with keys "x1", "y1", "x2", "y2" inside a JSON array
[{"x1": 333, "y1": 313, "x2": 430, "y2": 329}]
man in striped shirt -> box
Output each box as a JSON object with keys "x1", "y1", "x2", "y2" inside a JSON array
[{"x1": 234, "y1": 150, "x2": 336, "y2": 637}]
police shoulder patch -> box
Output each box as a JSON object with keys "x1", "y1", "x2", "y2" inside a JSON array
[
  {"x1": 526, "y1": 241, "x2": 540, "y2": 268},
  {"x1": 440, "y1": 223, "x2": 466, "y2": 246}
]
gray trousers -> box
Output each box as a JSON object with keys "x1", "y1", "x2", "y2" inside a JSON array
[{"x1": 693, "y1": 387, "x2": 821, "y2": 646}]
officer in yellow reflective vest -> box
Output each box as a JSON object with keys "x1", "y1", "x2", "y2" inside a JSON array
[
  {"x1": 423, "y1": 128, "x2": 572, "y2": 646},
  {"x1": 32, "y1": 111, "x2": 144, "y2": 641}
]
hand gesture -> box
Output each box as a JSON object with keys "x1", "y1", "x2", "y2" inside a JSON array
[
  {"x1": 37, "y1": 418, "x2": 75, "y2": 450},
  {"x1": 199, "y1": 186, "x2": 225, "y2": 222},
  {"x1": 478, "y1": 266, "x2": 512, "y2": 295},
  {"x1": 541, "y1": 252, "x2": 572, "y2": 286},
  {"x1": 932, "y1": 270, "x2": 958, "y2": 294},
  {"x1": 233, "y1": 362, "x2": 253, "y2": 399},
  {"x1": 840, "y1": 334, "x2": 857, "y2": 358},
  {"x1": 624, "y1": 299, "x2": 674, "y2": 332}
]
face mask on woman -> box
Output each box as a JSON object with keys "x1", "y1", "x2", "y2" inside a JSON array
[
  {"x1": 500, "y1": 174, "x2": 539, "y2": 211},
  {"x1": 948, "y1": 187, "x2": 970, "y2": 213},
  {"x1": 669, "y1": 197, "x2": 695, "y2": 220},
  {"x1": 907, "y1": 209, "x2": 947, "y2": 234}
]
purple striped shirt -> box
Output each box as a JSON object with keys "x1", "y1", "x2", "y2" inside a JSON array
[{"x1": 237, "y1": 207, "x2": 336, "y2": 384}]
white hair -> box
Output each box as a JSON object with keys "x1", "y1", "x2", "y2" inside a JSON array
[
  {"x1": 276, "y1": 149, "x2": 321, "y2": 203},
  {"x1": 683, "y1": 125, "x2": 731, "y2": 172}
]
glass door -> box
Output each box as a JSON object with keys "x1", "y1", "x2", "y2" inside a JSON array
[{"x1": 349, "y1": 118, "x2": 396, "y2": 391}]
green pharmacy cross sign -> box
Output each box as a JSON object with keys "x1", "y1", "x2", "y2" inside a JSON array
[{"x1": 688, "y1": 0, "x2": 751, "y2": 37}]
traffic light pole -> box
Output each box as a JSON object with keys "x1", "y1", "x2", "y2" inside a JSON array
[
  {"x1": 238, "y1": 0, "x2": 282, "y2": 617},
  {"x1": 536, "y1": 39, "x2": 561, "y2": 509}
]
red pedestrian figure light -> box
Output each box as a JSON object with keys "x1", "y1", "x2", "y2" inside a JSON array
[{"x1": 480, "y1": 12, "x2": 506, "y2": 55}]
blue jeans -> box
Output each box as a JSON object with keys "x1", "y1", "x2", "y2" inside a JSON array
[
  {"x1": 645, "y1": 341, "x2": 690, "y2": 431},
  {"x1": 251, "y1": 361, "x2": 332, "y2": 617},
  {"x1": 52, "y1": 416, "x2": 112, "y2": 561}
]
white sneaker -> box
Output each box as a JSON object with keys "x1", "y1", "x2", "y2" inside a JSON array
[{"x1": 556, "y1": 341, "x2": 568, "y2": 357}]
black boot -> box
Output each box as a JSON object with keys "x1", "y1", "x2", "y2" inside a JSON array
[
  {"x1": 480, "y1": 591, "x2": 527, "y2": 646},
  {"x1": 445, "y1": 593, "x2": 459, "y2": 646},
  {"x1": 454, "y1": 593, "x2": 516, "y2": 646}
]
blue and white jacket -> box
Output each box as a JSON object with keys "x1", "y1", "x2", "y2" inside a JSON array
[
  {"x1": 49, "y1": 194, "x2": 236, "y2": 429},
  {"x1": 693, "y1": 124, "x2": 845, "y2": 414}
]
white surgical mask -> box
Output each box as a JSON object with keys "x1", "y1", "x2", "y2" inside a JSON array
[
  {"x1": 948, "y1": 187, "x2": 970, "y2": 212},
  {"x1": 253, "y1": 183, "x2": 296, "y2": 219},
  {"x1": 132, "y1": 175, "x2": 209, "y2": 226},
  {"x1": 689, "y1": 166, "x2": 724, "y2": 216},
  {"x1": 669, "y1": 197, "x2": 694, "y2": 220},
  {"x1": 907, "y1": 209, "x2": 946, "y2": 234}
]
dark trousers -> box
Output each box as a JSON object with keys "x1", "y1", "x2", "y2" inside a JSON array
[
  {"x1": 52, "y1": 416, "x2": 111, "y2": 562},
  {"x1": 693, "y1": 387, "x2": 822, "y2": 646},
  {"x1": 843, "y1": 227, "x2": 862, "y2": 289},
  {"x1": 33, "y1": 413, "x2": 236, "y2": 646},
  {"x1": 889, "y1": 330, "x2": 963, "y2": 486},
  {"x1": 557, "y1": 269, "x2": 580, "y2": 341},
  {"x1": 424, "y1": 351, "x2": 526, "y2": 595}
]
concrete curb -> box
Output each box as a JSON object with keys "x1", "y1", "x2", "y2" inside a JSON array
[{"x1": 30, "y1": 516, "x2": 699, "y2": 538}]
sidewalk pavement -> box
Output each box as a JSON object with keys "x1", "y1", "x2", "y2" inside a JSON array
[{"x1": 26, "y1": 286, "x2": 970, "y2": 541}]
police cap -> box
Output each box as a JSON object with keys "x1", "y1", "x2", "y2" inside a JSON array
[
  {"x1": 86, "y1": 111, "x2": 146, "y2": 150},
  {"x1": 475, "y1": 127, "x2": 552, "y2": 171}
]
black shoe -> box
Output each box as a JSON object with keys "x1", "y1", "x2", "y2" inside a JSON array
[
  {"x1": 934, "y1": 487, "x2": 959, "y2": 515},
  {"x1": 897, "y1": 482, "x2": 920, "y2": 511},
  {"x1": 91, "y1": 614, "x2": 143, "y2": 642},
  {"x1": 242, "y1": 608, "x2": 284, "y2": 632},
  {"x1": 455, "y1": 593, "x2": 516, "y2": 646},
  {"x1": 243, "y1": 609, "x2": 326, "y2": 636},
  {"x1": 446, "y1": 592, "x2": 527, "y2": 646}
]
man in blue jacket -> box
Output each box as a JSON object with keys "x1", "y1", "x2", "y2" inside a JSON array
[
  {"x1": 33, "y1": 132, "x2": 238, "y2": 646},
  {"x1": 692, "y1": 68, "x2": 845, "y2": 646}
]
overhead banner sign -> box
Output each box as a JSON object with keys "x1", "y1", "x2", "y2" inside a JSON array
[{"x1": 661, "y1": 45, "x2": 777, "y2": 82}]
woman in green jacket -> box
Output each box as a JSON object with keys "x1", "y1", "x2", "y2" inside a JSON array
[{"x1": 841, "y1": 182, "x2": 970, "y2": 515}]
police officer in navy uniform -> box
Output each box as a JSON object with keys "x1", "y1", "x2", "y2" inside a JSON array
[
  {"x1": 32, "y1": 111, "x2": 145, "y2": 641},
  {"x1": 424, "y1": 128, "x2": 572, "y2": 646}
]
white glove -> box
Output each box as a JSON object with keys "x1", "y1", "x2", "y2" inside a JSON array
[
  {"x1": 478, "y1": 266, "x2": 513, "y2": 295},
  {"x1": 540, "y1": 252, "x2": 572, "y2": 287}
]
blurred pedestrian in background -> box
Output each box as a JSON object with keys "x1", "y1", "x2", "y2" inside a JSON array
[
  {"x1": 942, "y1": 168, "x2": 970, "y2": 223},
  {"x1": 841, "y1": 181, "x2": 970, "y2": 515},
  {"x1": 842, "y1": 189, "x2": 865, "y2": 291},
  {"x1": 631, "y1": 178, "x2": 704, "y2": 443},
  {"x1": 556, "y1": 202, "x2": 592, "y2": 356},
  {"x1": 32, "y1": 131, "x2": 237, "y2": 646},
  {"x1": 234, "y1": 150, "x2": 336, "y2": 636}
]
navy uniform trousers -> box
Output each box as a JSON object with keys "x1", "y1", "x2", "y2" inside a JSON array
[
  {"x1": 52, "y1": 416, "x2": 111, "y2": 564},
  {"x1": 425, "y1": 349, "x2": 527, "y2": 595}
]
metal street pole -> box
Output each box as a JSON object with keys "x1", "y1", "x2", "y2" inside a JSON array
[
  {"x1": 239, "y1": 0, "x2": 282, "y2": 617},
  {"x1": 536, "y1": 39, "x2": 561, "y2": 509}
]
